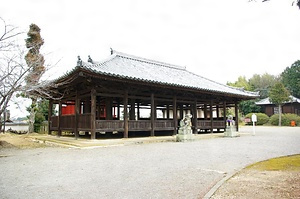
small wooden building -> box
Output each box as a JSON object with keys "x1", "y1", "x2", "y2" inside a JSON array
[
  {"x1": 256, "y1": 96, "x2": 300, "y2": 116},
  {"x1": 45, "y1": 50, "x2": 258, "y2": 139}
]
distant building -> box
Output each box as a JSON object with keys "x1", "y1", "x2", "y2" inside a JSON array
[{"x1": 256, "y1": 96, "x2": 300, "y2": 116}]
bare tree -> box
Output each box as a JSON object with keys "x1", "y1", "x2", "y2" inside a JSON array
[
  {"x1": 0, "y1": 18, "x2": 27, "y2": 132},
  {"x1": 249, "y1": 0, "x2": 300, "y2": 9}
]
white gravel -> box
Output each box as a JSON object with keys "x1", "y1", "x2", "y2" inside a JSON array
[{"x1": 0, "y1": 126, "x2": 300, "y2": 199}]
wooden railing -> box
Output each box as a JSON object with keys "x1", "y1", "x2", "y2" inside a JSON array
[
  {"x1": 96, "y1": 120, "x2": 124, "y2": 131},
  {"x1": 154, "y1": 120, "x2": 174, "y2": 130},
  {"x1": 60, "y1": 115, "x2": 75, "y2": 129},
  {"x1": 49, "y1": 116, "x2": 225, "y2": 133},
  {"x1": 196, "y1": 120, "x2": 225, "y2": 129},
  {"x1": 50, "y1": 116, "x2": 58, "y2": 130},
  {"x1": 129, "y1": 120, "x2": 151, "y2": 131},
  {"x1": 78, "y1": 114, "x2": 91, "y2": 130}
]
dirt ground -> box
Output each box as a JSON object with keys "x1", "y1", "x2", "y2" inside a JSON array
[
  {"x1": 212, "y1": 155, "x2": 300, "y2": 199},
  {"x1": 1, "y1": 132, "x2": 300, "y2": 198},
  {"x1": 0, "y1": 132, "x2": 48, "y2": 149}
]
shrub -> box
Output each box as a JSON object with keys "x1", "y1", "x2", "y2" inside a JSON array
[
  {"x1": 270, "y1": 114, "x2": 300, "y2": 126},
  {"x1": 244, "y1": 113, "x2": 269, "y2": 125}
]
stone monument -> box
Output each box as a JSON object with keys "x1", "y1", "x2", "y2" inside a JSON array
[
  {"x1": 224, "y1": 115, "x2": 238, "y2": 137},
  {"x1": 176, "y1": 114, "x2": 195, "y2": 142}
]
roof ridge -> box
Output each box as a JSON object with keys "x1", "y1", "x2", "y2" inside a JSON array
[
  {"x1": 186, "y1": 70, "x2": 259, "y2": 96},
  {"x1": 113, "y1": 50, "x2": 187, "y2": 71}
]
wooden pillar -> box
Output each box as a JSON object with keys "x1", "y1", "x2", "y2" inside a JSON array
[
  {"x1": 193, "y1": 101, "x2": 198, "y2": 134},
  {"x1": 58, "y1": 101, "x2": 62, "y2": 137},
  {"x1": 166, "y1": 104, "x2": 170, "y2": 119},
  {"x1": 173, "y1": 96, "x2": 177, "y2": 135},
  {"x1": 180, "y1": 104, "x2": 184, "y2": 119},
  {"x1": 84, "y1": 99, "x2": 91, "y2": 113},
  {"x1": 235, "y1": 101, "x2": 239, "y2": 132},
  {"x1": 223, "y1": 101, "x2": 227, "y2": 128},
  {"x1": 216, "y1": 104, "x2": 220, "y2": 132},
  {"x1": 90, "y1": 89, "x2": 96, "y2": 139},
  {"x1": 117, "y1": 100, "x2": 121, "y2": 120},
  {"x1": 96, "y1": 96, "x2": 101, "y2": 119},
  {"x1": 129, "y1": 99, "x2": 135, "y2": 120},
  {"x1": 216, "y1": 104, "x2": 220, "y2": 119},
  {"x1": 106, "y1": 98, "x2": 112, "y2": 120},
  {"x1": 48, "y1": 100, "x2": 53, "y2": 135},
  {"x1": 204, "y1": 103, "x2": 208, "y2": 119},
  {"x1": 74, "y1": 91, "x2": 80, "y2": 139},
  {"x1": 137, "y1": 101, "x2": 140, "y2": 120},
  {"x1": 151, "y1": 93, "x2": 155, "y2": 136},
  {"x1": 210, "y1": 100, "x2": 213, "y2": 134},
  {"x1": 123, "y1": 91, "x2": 129, "y2": 138}
]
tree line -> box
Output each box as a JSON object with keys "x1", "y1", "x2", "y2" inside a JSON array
[{"x1": 227, "y1": 61, "x2": 300, "y2": 126}]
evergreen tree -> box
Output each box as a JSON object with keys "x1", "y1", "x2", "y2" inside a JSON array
[
  {"x1": 269, "y1": 82, "x2": 290, "y2": 126},
  {"x1": 24, "y1": 24, "x2": 45, "y2": 133},
  {"x1": 281, "y1": 60, "x2": 300, "y2": 98}
]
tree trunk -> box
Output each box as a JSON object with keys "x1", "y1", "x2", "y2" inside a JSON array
[
  {"x1": 28, "y1": 97, "x2": 37, "y2": 133},
  {"x1": 278, "y1": 104, "x2": 282, "y2": 127}
]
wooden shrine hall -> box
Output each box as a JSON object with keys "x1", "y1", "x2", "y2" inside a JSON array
[{"x1": 44, "y1": 50, "x2": 258, "y2": 139}]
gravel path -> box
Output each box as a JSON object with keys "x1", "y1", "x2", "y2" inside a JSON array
[{"x1": 1, "y1": 126, "x2": 299, "y2": 199}]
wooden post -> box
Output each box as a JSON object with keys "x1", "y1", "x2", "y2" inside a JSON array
[
  {"x1": 91, "y1": 89, "x2": 96, "y2": 139},
  {"x1": 137, "y1": 101, "x2": 140, "y2": 120},
  {"x1": 151, "y1": 93, "x2": 155, "y2": 136},
  {"x1": 216, "y1": 104, "x2": 220, "y2": 132},
  {"x1": 235, "y1": 101, "x2": 239, "y2": 132},
  {"x1": 74, "y1": 91, "x2": 80, "y2": 139},
  {"x1": 223, "y1": 101, "x2": 227, "y2": 129},
  {"x1": 129, "y1": 99, "x2": 135, "y2": 120},
  {"x1": 180, "y1": 104, "x2": 184, "y2": 119},
  {"x1": 123, "y1": 91, "x2": 129, "y2": 138},
  {"x1": 203, "y1": 103, "x2": 207, "y2": 119},
  {"x1": 193, "y1": 101, "x2": 198, "y2": 134},
  {"x1": 166, "y1": 104, "x2": 170, "y2": 119},
  {"x1": 173, "y1": 96, "x2": 177, "y2": 135},
  {"x1": 58, "y1": 101, "x2": 62, "y2": 137},
  {"x1": 48, "y1": 100, "x2": 53, "y2": 135},
  {"x1": 210, "y1": 100, "x2": 213, "y2": 134},
  {"x1": 106, "y1": 97, "x2": 112, "y2": 120},
  {"x1": 117, "y1": 100, "x2": 121, "y2": 120}
]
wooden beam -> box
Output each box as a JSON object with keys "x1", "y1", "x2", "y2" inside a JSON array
[
  {"x1": 48, "y1": 100, "x2": 53, "y2": 135},
  {"x1": 106, "y1": 97, "x2": 113, "y2": 120},
  {"x1": 74, "y1": 91, "x2": 79, "y2": 139},
  {"x1": 124, "y1": 91, "x2": 129, "y2": 138},
  {"x1": 137, "y1": 102, "x2": 140, "y2": 120},
  {"x1": 129, "y1": 99, "x2": 135, "y2": 120},
  {"x1": 210, "y1": 100, "x2": 213, "y2": 134},
  {"x1": 193, "y1": 101, "x2": 198, "y2": 134},
  {"x1": 173, "y1": 96, "x2": 177, "y2": 135},
  {"x1": 235, "y1": 101, "x2": 239, "y2": 132},
  {"x1": 151, "y1": 93, "x2": 155, "y2": 136},
  {"x1": 91, "y1": 88, "x2": 96, "y2": 139},
  {"x1": 58, "y1": 101, "x2": 62, "y2": 137},
  {"x1": 223, "y1": 101, "x2": 227, "y2": 128},
  {"x1": 166, "y1": 104, "x2": 170, "y2": 119},
  {"x1": 204, "y1": 104, "x2": 208, "y2": 120}
]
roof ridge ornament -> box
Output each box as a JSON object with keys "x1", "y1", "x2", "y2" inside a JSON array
[
  {"x1": 110, "y1": 47, "x2": 114, "y2": 55},
  {"x1": 77, "y1": 56, "x2": 83, "y2": 67},
  {"x1": 88, "y1": 55, "x2": 93, "y2": 64}
]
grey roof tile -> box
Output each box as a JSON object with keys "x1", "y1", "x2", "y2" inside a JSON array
[{"x1": 78, "y1": 50, "x2": 258, "y2": 97}]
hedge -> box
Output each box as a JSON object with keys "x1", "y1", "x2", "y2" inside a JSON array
[
  {"x1": 245, "y1": 113, "x2": 269, "y2": 125},
  {"x1": 269, "y1": 114, "x2": 300, "y2": 126}
]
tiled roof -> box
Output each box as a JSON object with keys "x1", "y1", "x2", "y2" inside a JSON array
[
  {"x1": 66, "y1": 50, "x2": 259, "y2": 98},
  {"x1": 256, "y1": 96, "x2": 300, "y2": 105}
]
